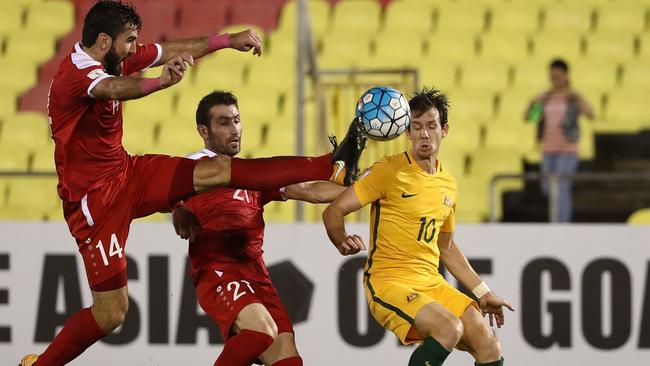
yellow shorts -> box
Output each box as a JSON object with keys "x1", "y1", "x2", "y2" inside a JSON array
[{"x1": 364, "y1": 277, "x2": 478, "y2": 345}]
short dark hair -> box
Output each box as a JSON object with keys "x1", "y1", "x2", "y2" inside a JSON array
[
  {"x1": 408, "y1": 86, "x2": 450, "y2": 126},
  {"x1": 196, "y1": 90, "x2": 239, "y2": 126},
  {"x1": 82, "y1": 1, "x2": 142, "y2": 47},
  {"x1": 550, "y1": 58, "x2": 569, "y2": 72}
]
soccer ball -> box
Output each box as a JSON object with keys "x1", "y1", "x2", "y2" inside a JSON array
[{"x1": 355, "y1": 86, "x2": 411, "y2": 141}]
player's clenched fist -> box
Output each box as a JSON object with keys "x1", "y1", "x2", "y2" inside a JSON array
[
  {"x1": 160, "y1": 52, "x2": 194, "y2": 88},
  {"x1": 337, "y1": 234, "x2": 366, "y2": 256},
  {"x1": 229, "y1": 29, "x2": 263, "y2": 56}
]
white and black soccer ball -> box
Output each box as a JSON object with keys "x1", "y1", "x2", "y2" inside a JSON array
[{"x1": 355, "y1": 86, "x2": 411, "y2": 141}]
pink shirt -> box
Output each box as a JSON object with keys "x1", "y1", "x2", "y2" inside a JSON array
[{"x1": 541, "y1": 94, "x2": 579, "y2": 154}]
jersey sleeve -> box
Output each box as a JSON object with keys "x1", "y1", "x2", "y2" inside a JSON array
[
  {"x1": 261, "y1": 188, "x2": 285, "y2": 205},
  {"x1": 440, "y1": 204, "x2": 456, "y2": 233},
  {"x1": 65, "y1": 64, "x2": 114, "y2": 99},
  {"x1": 353, "y1": 159, "x2": 395, "y2": 206},
  {"x1": 122, "y1": 43, "x2": 162, "y2": 75}
]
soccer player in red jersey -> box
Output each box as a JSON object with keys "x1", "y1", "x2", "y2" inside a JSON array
[
  {"x1": 170, "y1": 91, "x2": 348, "y2": 366},
  {"x1": 20, "y1": 1, "x2": 365, "y2": 365}
]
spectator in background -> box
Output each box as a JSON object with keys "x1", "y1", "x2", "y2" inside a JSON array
[{"x1": 525, "y1": 58, "x2": 594, "y2": 223}]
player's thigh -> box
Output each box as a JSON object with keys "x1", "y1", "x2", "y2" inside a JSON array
[
  {"x1": 457, "y1": 306, "x2": 501, "y2": 358},
  {"x1": 260, "y1": 332, "x2": 299, "y2": 365},
  {"x1": 130, "y1": 154, "x2": 198, "y2": 217},
  {"x1": 193, "y1": 155, "x2": 232, "y2": 192},
  {"x1": 411, "y1": 301, "x2": 463, "y2": 343},
  {"x1": 364, "y1": 279, "x2": 431, "y2": 345},
  {"x1": 194, "y1": 270, "x2": 274, "y2": 339}
]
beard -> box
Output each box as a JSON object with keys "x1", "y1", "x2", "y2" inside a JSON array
[{"x1": 105, "y1": 46, "x2": 122, "y2": 76}]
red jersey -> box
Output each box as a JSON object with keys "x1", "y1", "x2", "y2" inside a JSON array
[
  {"x1": 48, "y1": 42, "x2": 162, "y2": 201},
  {"x1": 185, "y1": 149, "x2": 284, "y2": 282}
]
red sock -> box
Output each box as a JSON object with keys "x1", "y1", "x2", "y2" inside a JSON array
[
  {"x1": 272, "y1": 356, "x2": 303, "y2": 366},
  {"x1": 34, "y1": 307, "x2": 106, "y2": 365},
  {"x1": 229, "y1": 154, "x2": 332, "y2": 191},
  {"x1": 214, "y1": 330, "x2": 274, "y2": 366}
]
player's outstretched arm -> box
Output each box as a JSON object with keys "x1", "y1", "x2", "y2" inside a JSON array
[
  {"x1": 438, "y1": 232, "x2": 514, "y2": 327},
  {"x1": 284, "y1": 181, "x2": 347, "y2": 203},
  {"x1": 154, "y1": 29, "x2": 263, "y2": 67},
  {"x1": 91, "y1": 53, "x2": 193, "y2": 100},
  {"x1": 322, "y1": 187, "x2": 366, "y2": 255}
]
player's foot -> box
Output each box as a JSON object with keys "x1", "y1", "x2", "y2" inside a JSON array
[
  {"x1": 19, "y1": 354, "x2": 38, "y2": 366},
  {"x1": 330, "y1": 117, "x2": 367, "y2": 185}
]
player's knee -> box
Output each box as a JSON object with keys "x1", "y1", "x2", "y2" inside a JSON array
[{"x1": 477, "y1": 334, "x2": 501, "y2": 361}]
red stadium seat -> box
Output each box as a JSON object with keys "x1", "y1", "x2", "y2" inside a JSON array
[
  {"x1": 230, "y1": 0, "x2": 286, "y2": 32},
  {"x1": 173, "y1": 0, "x2": 229, "y2": 39}
]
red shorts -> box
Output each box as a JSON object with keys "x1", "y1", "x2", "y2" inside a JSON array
[
  {"x1": 194, "y1": 268, "x2": 294, "y2": 341},
  {"x1": 63, "y1": 154, "x2": 197, "y2": 291}
]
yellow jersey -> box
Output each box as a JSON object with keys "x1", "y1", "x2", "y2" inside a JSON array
[{"x1": 353, "y1": 150, "x2": 457, "y2": 286}]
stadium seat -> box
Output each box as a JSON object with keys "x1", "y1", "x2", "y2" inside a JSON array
[
  {"x1": 318, "y1": 32, "x2": 372, "y2": 68},
  {"x1": 478, "y1": 32, "x2": 531, "y2": 64},
  {"x1": 156, "y1": 122, "x2": 204, "y2": 157},
  {"x1": 173, "y1": 0, "x2": 229, "y2": 39},
  {"x1": 0, "y1": 4, "x2": 23, "y2": 36},
  {"x1": 0, "y1": 149, "x2": 30, "y2": 171},
  {"x1": 627, "y1": 208, "x2": 650, "y2": 225},
  {"x1": 512, "y1": 60, "x2": 549, "y2": 91},
  {"x1": 454, "y1": 176, "x2": 488, "y2": 223},
  {"x1": 595, "y1": 4, "x2": 648, "y2": 35},
  {"x1": 25, "y1": 1, "x2": 74, "y2": 38},
  {"x1": 264, "y1": 201, "x2": 296, "y2": 222},
  {"x1": 447, "y1": 88, "x2": 498, "y2": 124},
  {"x1": 135, "y1": 3, "x2": 177, "y2": 42},
  {"x1": 435, "y1": 3, "x2": 488, "y2": 34},
  {"x1": 603, "y1": 88, "x2": 650, "y2": 131},
  {"x1": 443, "y1": 121, "x2": 481, "y2": 155},
  {"x1": 585, "y1": 33, "x2": 636, "y2": 63},
  {"x1": 487, "y1": 3, "x2": 541, "y2": 34},
  {"x1": 416, "y1": 61, "x2": 459, "y2": 92},
  {"x1": 0, "y1": 178, "x2": 60, "y2": 220},
  {"x1": 370, "y1": 33, "x2": 425, "y2": 68},
  {"x1": 0, "y1": 57, "x2": 38, "y2": 95},
  {"x1": 383, "y1": 0, "x2": 434, "y2": 34},
  {"x1": 276, "y1": 0, "x2": 330, "y2": 37},
  {"x1": 330, "y1": 0, "x2": 381, "y2": 34},
  {"x1": 0, "y1": 90, "x2": 17, "y2": 119},
  {"x1": 620, "y1": 61, "x2": 650, "y2": 89},
  {"x1": 122, "y1": 118, "x2": 158, "y2": 156},
  {"x1": 542, "y1": 3, "x2": 595, "y2": 33},
  {"x1": 484, "y1": 123, "x2": 537, "y2": 155},
  {"x1": 571, "y1": 59, "x2": 620, "y2": 92},
  {"x1": 438, "y1": 150, "x2": 467, "y2": 178},
  {"x1": 30, "y1": 144, "x2": 55, "y2": 172},
  {"x1": 4, "y1": 30, "x2": 57, "y2": 64},
  {"x1": 0, "y1": 112, "x2": 51, "y2": 153},
  {"x1": 458, "y1": 60, "x2": 512, "y2": 92},
  {"x1": 531, "y1": 31, "x2": 584, "y2": 62},
  {"x1": 423, "y1": 33, "x2": 478, "y2": 64},
  {"x1": 231, "y1": 0, "x2": 285, "y2": 32},
  {"x1": 497, "y1": 88, "x2": 538, "y2": 121}
]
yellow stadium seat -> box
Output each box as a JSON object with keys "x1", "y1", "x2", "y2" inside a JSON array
[
  {"x1": 447, "y1": 88, "x2": 498, "y2": 123},
  {"x1": 1, "y1": 112, "x2": 51, "y2": 151},
  {"x1": 245, "y1": 58, "x2": 294, "y2": 94},
  {"x1": 638, "y1": 33, "x2": 650, "y2": 61},
  {"x1": 484, "y1": 123, "x2": 537, "y2": 154},
  {"x1": 267, "y1": 31, "x2": 296, "y2": 60},
  {"x1": 383, "y1": 0, "x2": 434, "y2": 34},
  {"x1": 371, "y1": 33, "x2": 425, "y2": 68},
  {"x1": 123, "y1": 88, "x2": 175, "y2": 125},
  {"x1": 487, "y1": 3, "x2": 541, "y2": 34},
  {"x1": 627, "y1": 208, "x2": 650, "y2": 225},
  {"x1": 578, "y1": 118, "x2": 595, "y2": 160},
  {"x1": 417, "y1": 61, "x2": 459, "y2": 91},
  {"x1": 192, "y1": 57, "x2": 245, "y2": 92},
  {"x1": 0, "y1": 178, "x2": 59, "y2": 220},
  {"x1": 156, "y1": 123, "x2": 204, "y2": 157},
  {"x1": 31, "y1": 144, "x2": 55, "y2": 172},
  {"x1": 0, "y1": 4, "x2": 23, "y2": 35},
  {"x1": 318, "y1": 32, "x2": 372, "y2": 68},
  {"x1": 438, "y1": 149, "x2": 467, "y2": 178},
  {"x1": 122, "y1": 118, "x2": 157, "y2": 156},
  {"x1": 276, "y1": 0, "x2": 330, "y2": 37},
  {"x1": 459, "y1": 60, "x2": 512, "y2": 92},
  {"x1": 424, "y1": 33, "x2": 478, "y2": 63},
  {"x1": 497, "y1": 88, "x2": 539, "y2": 121},
  {"x1": 435, "y1": 3, "x2": 488, "y2": 34},
  {"x1": 0, "y1": 149, "x2": 30, "y2": 171},
  {"x1": 603, "y1": 88, "x2": 650, "y2": 131},
  {"x1": 0, "y1": 57, "x2": 38, "y2": 94},
  {"x1": 531, "y1": 31, "x2": 584, "y2": 62},
  {"x1": 134, "y1": 212, "x2": 170, "y2": 222},
  {"x1": 595, "y1": 4, "x2": 647, "y2": 35},
  {"x1": 0, "y1": 90, "x2": 17, "y2": 119},
  {"x1": 444, "y1": 121, "x2": 481, "y2": 154},
  {"x1": 331, "y1": 0, "x2": 381, "y2": 34},
  {"x1": 512, "y1": 60, "x2": 549, "y2": 91},
  {"x1": 478, "y1": 32, "x2": 531, "y2": 63},
  {"x1": 454, "y1": 176, "x2": 488, "y2": 223},
  {"x1": 570, "y1": 59, "x2": 620, "y2": 94},
  {"x1": 542, "y1": 3, "x2": 595, "y2": 33},
  {"x1": 25, "y1": 1, "x2": 74, "y2": 38},
  {"x1": 585, "y1": 33, "x2": 636, "y2": 62},
  {"x1": 621, "y1": 61, "x2": 650, "y2": 89},
  {"x1": 45, "y1": 205, "x2": 65, "y2": 222},
  {"x1": 4, "y1": 30, "x2": 57, "y2": 64}
]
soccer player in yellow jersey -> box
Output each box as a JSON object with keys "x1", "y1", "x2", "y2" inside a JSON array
[{"x1": 323, "y1": 87, "x2": 514, "y2": 366}]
